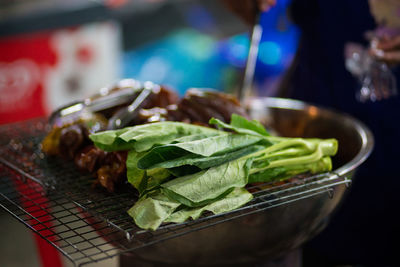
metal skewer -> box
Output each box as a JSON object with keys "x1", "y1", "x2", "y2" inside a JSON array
[{"x1": 238, "y1": 11, "x2": 263, "y2": 101}]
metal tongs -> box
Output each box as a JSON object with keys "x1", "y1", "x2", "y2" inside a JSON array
[
  {"x1": 48, "y1": 79, "x2": 142, "y2": 125},
  {"x1": 48, "y1": 79, "x2": 155, "y2": 130},
  {"x1": 106, "y1": 81, "x2": 156, "y2": 129},
  {"x1": 238, "y1": 11, "x2": 263, "y2": 102}
]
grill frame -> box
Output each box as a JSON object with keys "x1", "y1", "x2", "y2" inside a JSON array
[{"x1": 0, "y1": 115, "x2": 355, "y2": 267}]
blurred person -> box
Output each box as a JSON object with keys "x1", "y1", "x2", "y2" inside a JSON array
[{"x1": 223, "y1": 0, "x2": 400, "y2": 266}]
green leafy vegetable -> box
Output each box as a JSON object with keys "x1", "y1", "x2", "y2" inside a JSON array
[
  {"x1": 248, "y1": 157, "x2": 332, "y2": 183},
  {"x1": 210, "y1": 113, "x2": 270, "y2": 137},
  {"x1": 161, "y1": 157, "x2": 252, "y2": 207},
  {"x1": 166, "y1": 165, "x2": 201, "y2": 177},
  {"x1": 126, "y1": 150, "x2": 146, "y2": 191},
  {"x1": 146, "y1": 168, "x2": 171, "y2": 187},
  {"x1": 90, "y1": 114, "x2": 339, "y2": 231},
  {"x1": 89, "y1": 121, "x2": 221, "y2": 152},
  {"x1": 127, "y1": 190, "x2": 180, "y2": 231},
  {"x1": 165, "y1": 188, "x2": 253, "y2": 223},
  {"x1": 137, "y1": 135, "x2": 263, "y2": 169},
  {"x1": 142, "y1": 145, "x2": 264, "y2": 170}
]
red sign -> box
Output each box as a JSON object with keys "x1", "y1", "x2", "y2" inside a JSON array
[
  {"x1": 0, "y1": 32, "x2": 57, "y2": 124},
  {"x1": 0, "y1": 22, "x2": 120, "y2": 125}
]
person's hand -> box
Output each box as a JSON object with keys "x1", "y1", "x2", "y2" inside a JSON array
[
  {"x1": 222, "y1": 0, "x2": 277, "y2": 25},
  {"x1": 370, "y1": 35, "x2": 400, "y2": 65}
]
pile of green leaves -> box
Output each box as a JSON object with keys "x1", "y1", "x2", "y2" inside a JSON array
[{"x1": 89, "y1": 115, "x2": 338, "y2": 230}]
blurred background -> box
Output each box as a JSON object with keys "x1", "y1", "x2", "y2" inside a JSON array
[
  {"x1": 0, "y1": 0, "x2": 299, "y2": 124},
  {"x1": 0, "y1": 0, "x2": 298, "y2": 266}
]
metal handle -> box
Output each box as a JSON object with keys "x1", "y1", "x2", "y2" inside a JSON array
[
  {"x1": 238, "y1": 11, "x2": 263, "y2": 101},
  {"x1": 106, "y1": 81, "x2": 156, "y2": 130}
]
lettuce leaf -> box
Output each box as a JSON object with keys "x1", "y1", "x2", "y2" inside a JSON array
[
  {"x1": 127, "y1": 190, "x2": 181, "y2": 231},
  {"x1": 209, "y1": 113, "x2": 270, "y2": 137},
  {"x1": 161, "y1": 157, "x2": 253, "y2": 207},
  {"x1": 89, "y1": 121, "x2": 221, "y2": 152},
  {"x1": 140, "y1": 145, "x2": 265, "y2": 170},
  {"x1": 137, "y1": 135, "x2": 263, "y2": 169},
  {"x1": 165, "y1": 188, "x2": 253, "y2": 223},
  {"x1": 126, "y1": 150, "x2": 146, "y2": 191}
]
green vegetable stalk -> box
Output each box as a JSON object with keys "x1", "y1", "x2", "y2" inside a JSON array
[{"x1": 90, "y1": 114, "x2": 338, "y2": 230}]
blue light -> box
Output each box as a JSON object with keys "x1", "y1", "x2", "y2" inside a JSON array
[
  {"x1": 222, "y1": 34, "x2": 249, "y2": 67},
  {"x1": 258, "y1": 41, "x2": 281, "y2": 65}
]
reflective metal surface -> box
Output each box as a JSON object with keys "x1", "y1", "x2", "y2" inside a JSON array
[{"x1": 123, "y1": 97, "x2": 374, "y2": 265}]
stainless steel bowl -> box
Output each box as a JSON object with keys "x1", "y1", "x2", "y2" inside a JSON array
[{"x1": 122, "y1": 97, "x2": 374, "y2": 265}]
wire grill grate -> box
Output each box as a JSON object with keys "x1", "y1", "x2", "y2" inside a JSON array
[{"x1": 0, "y1": 118, "x2": 351, "y2": 266}]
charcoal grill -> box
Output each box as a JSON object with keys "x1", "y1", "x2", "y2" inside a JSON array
[{"x1": 0, "y1": 97, "x2": 373, "y2": 266}]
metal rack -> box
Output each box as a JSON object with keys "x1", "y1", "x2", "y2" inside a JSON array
[{"x1": 0, "y1": 118, "x2": 350, "y2": 266}]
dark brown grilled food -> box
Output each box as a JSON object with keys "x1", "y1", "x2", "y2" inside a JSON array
[
  {"x1": 59, "y1": 124, "x2": 91, "y2": 159},
  {"x1": 74, "y1": 146, "x2": 106, "y2": 173},
  {"x1": 42, "y1": 82, "x2": 249, "y2": 192},
  {"x1": 136, "y1": 89, "x2": 249, "y2": 126},
  {"x1": 96, "y1": 151, "x2": 128, "y2": 193}
]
